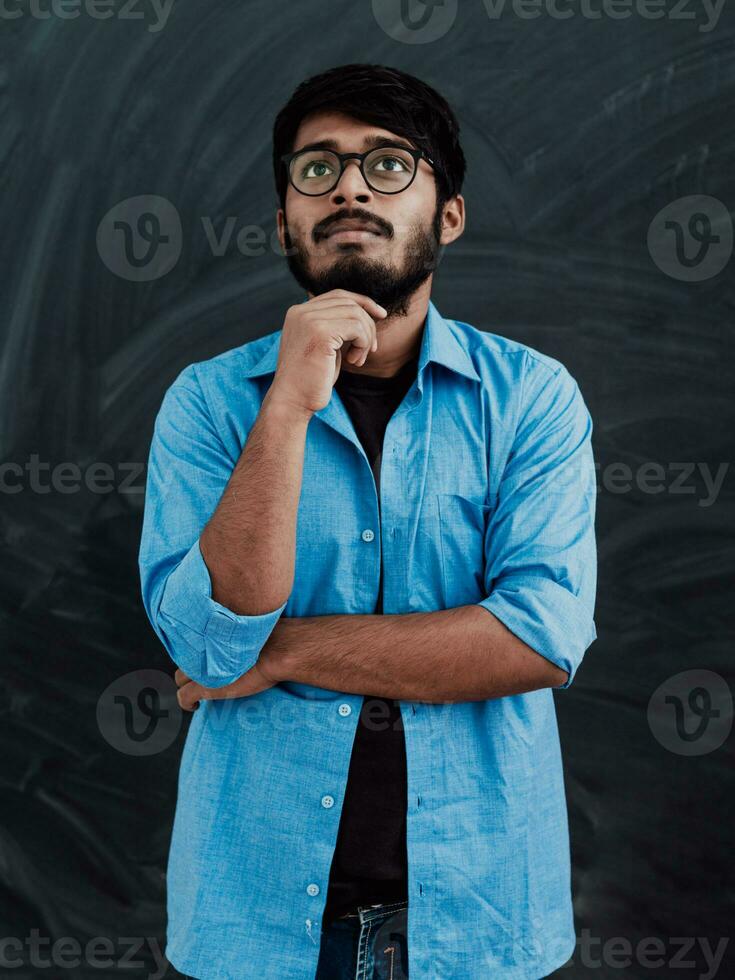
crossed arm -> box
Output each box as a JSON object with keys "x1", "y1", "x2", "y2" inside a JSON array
[
  {"x1": 174, "y1": 604, "x2": 568, "y2": 711},
  {"x1": 146, "y1": 370, "x2": 590, "y2": 712}
]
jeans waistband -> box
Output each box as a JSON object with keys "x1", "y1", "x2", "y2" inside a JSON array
[{"x1": 337, "y1": 899, "x2": 408, "y2": 923}]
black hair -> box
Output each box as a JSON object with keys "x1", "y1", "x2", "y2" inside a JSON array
[{"x1": 272, "y1": 63, "x2": 466, "y2": 212}]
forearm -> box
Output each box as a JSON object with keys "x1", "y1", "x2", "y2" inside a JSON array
[
  {"x1": 265, "y1": 605, "x2": 568, "y2": 702},
  {"x1": 200, "y1": 387, "x2": 310, "y2": 615}
]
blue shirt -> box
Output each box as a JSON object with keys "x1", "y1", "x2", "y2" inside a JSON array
[{"x1": 138, "y1": 298, "x2": 597, "y2": 980}]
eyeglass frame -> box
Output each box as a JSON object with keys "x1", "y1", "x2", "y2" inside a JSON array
[{"x1": 280, "y1": 143, "x2": 438, "y2": 196}]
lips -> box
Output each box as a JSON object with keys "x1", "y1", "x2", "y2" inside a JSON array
[{"x1": 325, "y1": 220, "x2": 383, "y2": 238}]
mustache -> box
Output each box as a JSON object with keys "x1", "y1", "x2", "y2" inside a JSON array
[{"x1": 313, "y1": 211, "x2": 393, "y2": 242}]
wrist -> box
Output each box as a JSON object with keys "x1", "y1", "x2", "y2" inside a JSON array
[
  {"x1": 262, "y1": 384, "x2": 314, "y2": 425},
  {"x1": 258, "y1": 619, "x2": 296, "y2": 683}
]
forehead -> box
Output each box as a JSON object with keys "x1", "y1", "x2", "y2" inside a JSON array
[{"x1": 292, "y1": 110, "x2": 417, "y2": 153}]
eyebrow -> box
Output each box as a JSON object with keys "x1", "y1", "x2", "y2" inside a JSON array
[{"x1": 293, "y1": 135, "x2": 418, "y2": 154}]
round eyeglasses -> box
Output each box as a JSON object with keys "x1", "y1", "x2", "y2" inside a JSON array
[{"x1": 281, "y1": 144, "x2": 436, "y2": 196}]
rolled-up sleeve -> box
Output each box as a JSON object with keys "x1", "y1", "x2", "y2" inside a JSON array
[
  {"x1": 477, "y1": 358, "x2": 597, "y2": 689},
  {"x1": 138, "y1": 369, "x2": 287, "y2": 688}
]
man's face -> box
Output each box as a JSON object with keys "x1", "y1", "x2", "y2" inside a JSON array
[{"x1": 276, "y1": 111, "x2": 457, "y2": 317}]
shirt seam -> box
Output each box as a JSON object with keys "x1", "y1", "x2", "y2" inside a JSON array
[
  {"x1": 171, "y1": 365, "x2": 232, "y2": 464},
  {"x1": 187, "y1": 362, "x2": 217, "y2": 433}
]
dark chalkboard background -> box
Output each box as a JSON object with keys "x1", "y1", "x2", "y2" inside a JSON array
[{"x1": 1, "y1": 2, "x2": 733, "y2": 977}]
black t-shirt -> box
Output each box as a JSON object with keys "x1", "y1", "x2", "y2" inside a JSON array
[{"x1": 322, "y1": 354, "x2": 419, "y2": 925}]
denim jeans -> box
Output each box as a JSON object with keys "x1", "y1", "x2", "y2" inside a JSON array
[
  {"x1": 315, "y1": 899, "x2": 409, "y2": 979},
  {"x1": 180, "y1": 905, "x2": 554, "y2": 979}
]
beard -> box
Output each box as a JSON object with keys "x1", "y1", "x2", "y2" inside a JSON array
[{"x1": 282, "y1": 204, "x2": 444, "y2": 318}]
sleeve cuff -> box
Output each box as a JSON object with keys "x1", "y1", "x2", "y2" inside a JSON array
[
  {"x1": 477, "y1": 574, "x2": 597, "y2": 689},
  {"x1": 159, "y1": 537, "x2": 287, "y2": 687}
]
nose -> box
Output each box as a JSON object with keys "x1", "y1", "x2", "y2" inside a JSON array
[{"x1": 329, "y1": 159, "x2": 374, "y2": 206}]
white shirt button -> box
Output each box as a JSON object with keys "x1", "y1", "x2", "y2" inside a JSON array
[
  {"x1": 361, "y1": 528, "x2": 375, "y2": 542},
  {"x1": 306, "y1": 883, "x2": 320, "y2": 896},
  {"x1": 338, "y1": 703, "x2": 352, "y2": 716},
  {"x1": 321, "y1": 794, "x2": 335, "y2": 809}
]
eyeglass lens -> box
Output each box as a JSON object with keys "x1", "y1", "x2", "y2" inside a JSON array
[{"x1": 289, "y1": 147, "x2": 417, "y2": 194}]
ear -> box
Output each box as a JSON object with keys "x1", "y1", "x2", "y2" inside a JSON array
[
  {"x1": 439, "y1": 194, "x2": 465, "y2": 246},
  {"x1": 276, "y1": 208, "x2": 286, "y2": 253}
]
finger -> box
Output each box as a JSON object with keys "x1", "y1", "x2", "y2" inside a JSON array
[
  {"x1": 315, "y1": 289, "x2": 388, "y2": 322},
  {"x1": 314, "y1": 307, "x2": 376, "y2": 364},
  {"x1": 307, "y1": 303, "x2": 377, "y2": 331},
  {"x1": 174, "y1": 668, "x2": 190, "y2": 688},
  {"x1": 177, "y1": 681, "x2": 206, "y2": 712},
  {"x1": 306, "y1": 299, "x2": 377, "y2": 358},
  {"x1": 339, "y1": 307, "x2": 378, "y2": 362},
  {"x1": 350, "y1": 302, "x2": 380, "y2": 358}
]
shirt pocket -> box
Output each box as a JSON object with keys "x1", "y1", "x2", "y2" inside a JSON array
[{"x1": 436, "y1": 492, "x2": 493, "y2": 607}]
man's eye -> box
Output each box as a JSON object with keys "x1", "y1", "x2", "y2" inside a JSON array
[
  {"x1": 302, "y1": 160, "x2": 335, "y2": 179},
  {"x1": 372, "y1": 155, "x2": 409, "y2": 172}
]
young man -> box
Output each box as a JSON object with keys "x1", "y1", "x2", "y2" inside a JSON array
[{"x1": 139, "y1": 63, "x2": 597, "y2": 980}]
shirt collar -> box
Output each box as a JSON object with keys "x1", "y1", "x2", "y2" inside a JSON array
[{"x1": 242, "y1": 298, "x2": 480, "y2": 385}]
